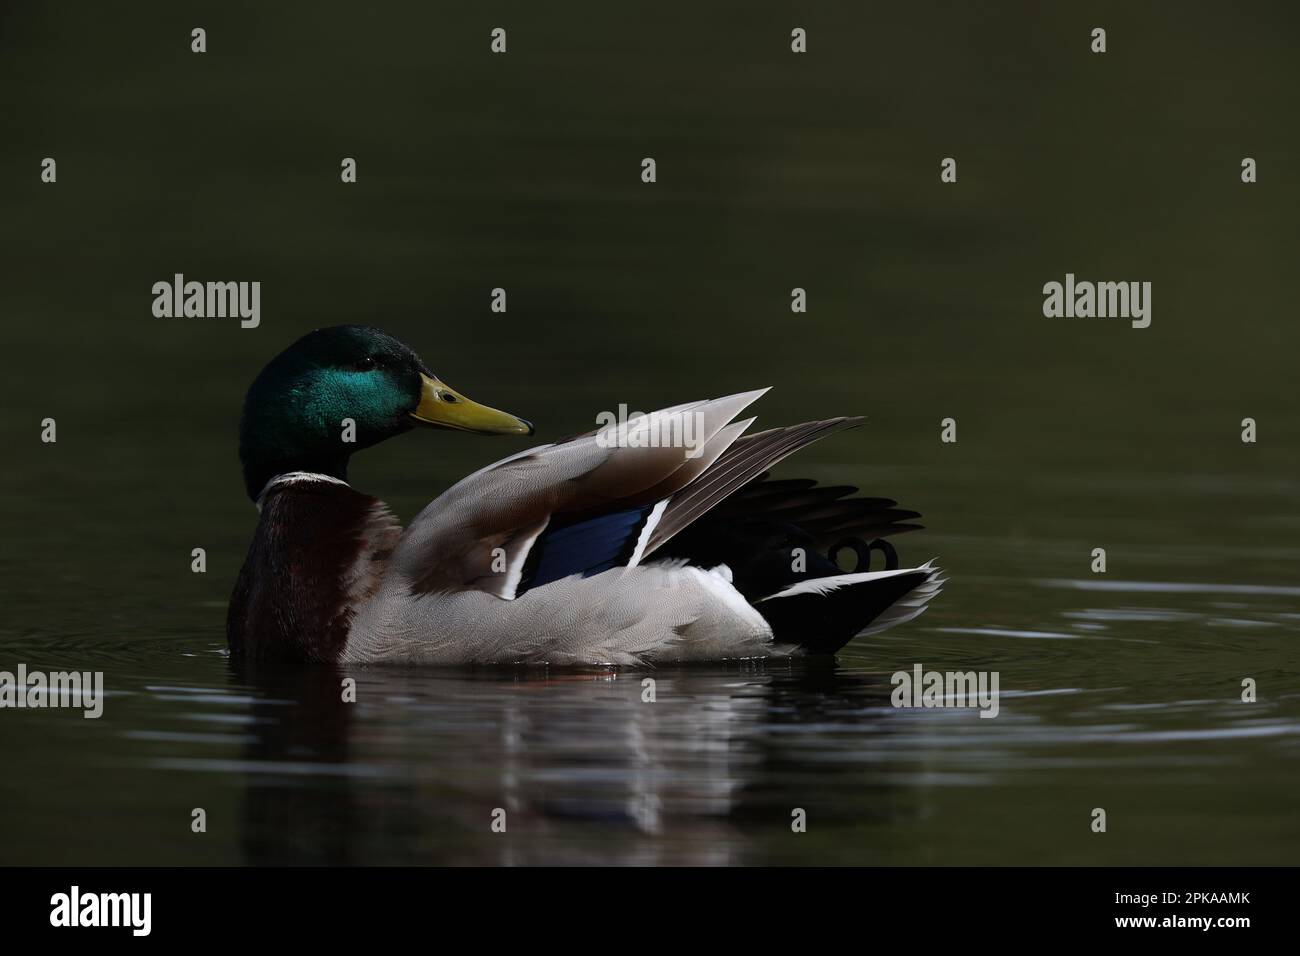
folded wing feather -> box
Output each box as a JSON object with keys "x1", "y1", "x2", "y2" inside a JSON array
[{"x1": 391, "y1": 389, "x2": 770, "y2": 598}]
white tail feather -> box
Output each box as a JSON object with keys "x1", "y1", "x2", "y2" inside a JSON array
[{"x1": 756, "y1": 562, "x2": 938, "y2": 603}]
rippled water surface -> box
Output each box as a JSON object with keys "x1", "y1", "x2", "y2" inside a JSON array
[
  {"x1": 4, "y1": 464, "x2": 1298, "y2": 865},
  {"x1": 2, "y1": 1, "x2": 1298, "y2": 865}
]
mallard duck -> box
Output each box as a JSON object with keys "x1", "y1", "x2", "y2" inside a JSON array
[{"x1": 228, "y1": 326, "x2": 943, "y2": 665}]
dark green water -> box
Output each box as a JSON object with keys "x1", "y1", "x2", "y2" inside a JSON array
[{"x1": 2, "y1": 2, "x2": 1298, "y2": 864}]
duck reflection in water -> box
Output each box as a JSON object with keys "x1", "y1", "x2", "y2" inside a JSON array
[{"x1": 232, "y1": 659, "x2": 923, "y2": 865}]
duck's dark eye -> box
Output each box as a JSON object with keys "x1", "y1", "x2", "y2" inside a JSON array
[{"x1": 354, "y1": 356, "x2": 377, "y2": 371}]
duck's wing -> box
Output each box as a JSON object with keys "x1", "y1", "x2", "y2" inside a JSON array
[
  {"x1": 649, "y1": 473, "x2": 924, "y2": 566},
  {"x1": 389, "y1": 389, "x2": 771, "y2": 599},
  {"x1": 642, "y1": 419, "x2": 867, "y2": 555},
  {"x1": 388, "y1": 387, "x2": 905, "y2": 614}
]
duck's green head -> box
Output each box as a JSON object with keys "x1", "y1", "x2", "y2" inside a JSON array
[{"x1": 239, "y1": 325, "x2": 533, "y2": 500}]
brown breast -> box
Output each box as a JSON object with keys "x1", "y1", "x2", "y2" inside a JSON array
[{"x1": 227, "y1": 479, "x2": 402, "y2": 664}]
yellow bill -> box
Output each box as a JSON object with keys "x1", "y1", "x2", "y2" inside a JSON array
[{"x1": 411, "y1": 373, "x2": 533, "y2": 436}]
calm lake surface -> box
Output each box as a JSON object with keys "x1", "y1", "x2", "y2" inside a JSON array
[{"x1": 2, "y1": 2, "x2": 1298, "y2": 865}]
